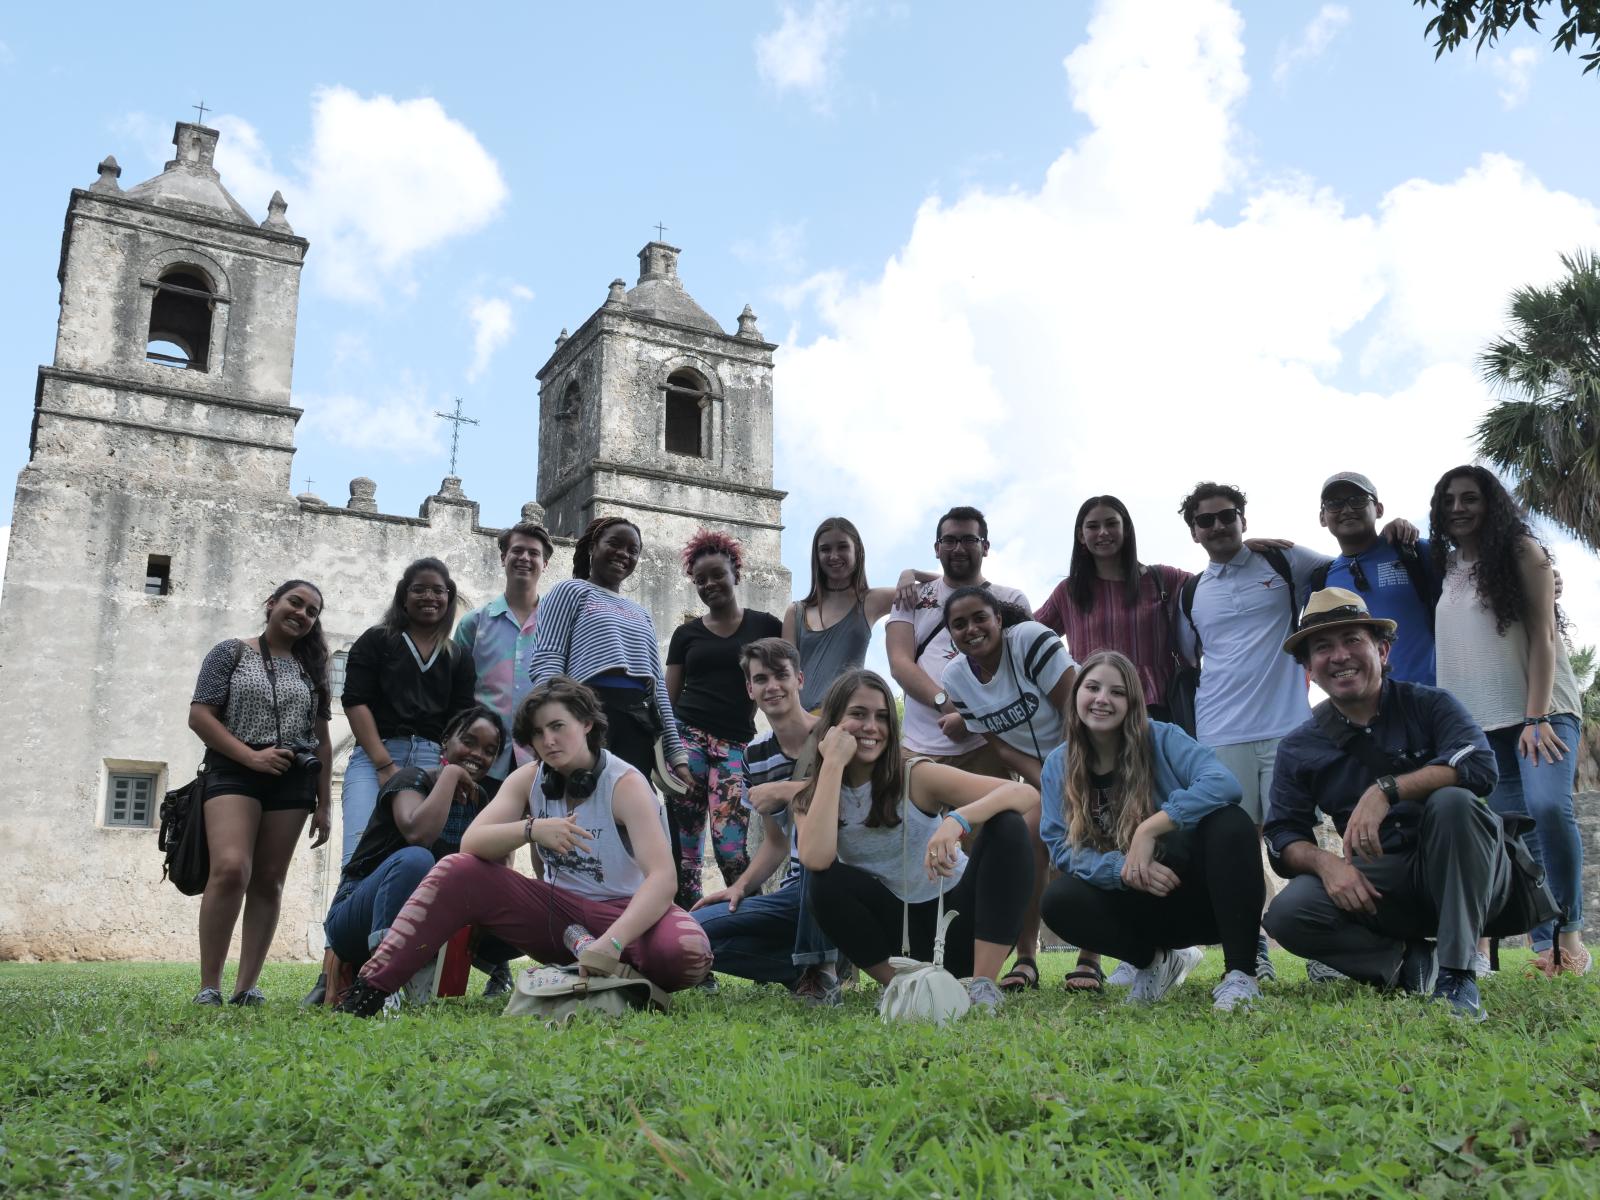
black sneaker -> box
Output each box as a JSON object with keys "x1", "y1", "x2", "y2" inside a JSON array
[
  {"x1": 482, "y1": 961, "x2": 514, "y2": 998},
  {"x1": 1396, "y1": 939, "x2": 1438, "y2": 995},
  {"x1": 229, "y1": 987, "x2": 266, "y2": 1007},
  {"x1": 300, "y1": 971, "x2": 327, "y2": 1008},
  {"x1": 193, "y1": 987, "x2": 224, "y2": 1007},
  {"x1": 1430, "y1": 968, "x2": 1486, "y2": 1022},
  {"x1": 333, "y1": 978, "x2": 392, "y2": 1018}
]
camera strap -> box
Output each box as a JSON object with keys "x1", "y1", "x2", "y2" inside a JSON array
[{"x1": 258, "y1": 635, "x2": 284, "y2": 749}]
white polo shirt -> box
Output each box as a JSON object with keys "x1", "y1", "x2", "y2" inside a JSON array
[{"x1": 1172, "y1": 545, "x2": 1327, "y2": 747}]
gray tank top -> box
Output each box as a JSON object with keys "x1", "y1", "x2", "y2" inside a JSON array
[
  {"x1": 794, "y1": 599, "x2": 873, "y2": 710},
  {"x1": 833, "y1": 766, "x2": 968, "y2": 904},
  {"x1": 530, "y1": 751, "x2": 666, "y2": 902}
]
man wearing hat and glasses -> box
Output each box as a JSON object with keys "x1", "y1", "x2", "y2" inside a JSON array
[
  {"x1": 1311, "y1": 472, "x2": 1440, "y2": 685},
  {"x1": 1262, "y1": 588, "x2": 1510, "y2": 1020}
]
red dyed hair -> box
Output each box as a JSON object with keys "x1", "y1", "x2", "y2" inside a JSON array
[{"x1": 681, "y1": 528, "x2": 744, "y2": 580}]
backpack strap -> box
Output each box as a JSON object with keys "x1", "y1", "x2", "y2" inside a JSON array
[
  {"x1": 1179, "y1": 575, "x2": 1202, "y2": 655},
  {"x1": 1394, "y1": 542, "x2": 1440, "y2": 633},
  {"x1": 1309, "y1": 562, "x2": 1330, "y2": 595},
  {"x1": 1259, "y1": 546, "x2": 1300, "y2": 634}
]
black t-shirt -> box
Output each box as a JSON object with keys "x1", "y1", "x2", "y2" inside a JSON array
[
  {"x1": 666, "y1": 609, "x2": 783, "y2": 743},
  {"x1": 339, "y1": 766, "x2": 486, "y2": 886},
  {"x1": 341, "y1": 625, "x2": 476, "y2": 743}
]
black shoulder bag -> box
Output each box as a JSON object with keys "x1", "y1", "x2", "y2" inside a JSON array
[{"x1": 160, "y1": 640, "x2": 246, "y2": 895}]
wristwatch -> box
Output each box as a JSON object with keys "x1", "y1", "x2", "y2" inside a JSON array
[
  {"x1": 932, "y1": 691, "x2": 948, "y2": 708},
  {"x1": 1376, "y1": 775, "x2": 1400, "y2": 804}
]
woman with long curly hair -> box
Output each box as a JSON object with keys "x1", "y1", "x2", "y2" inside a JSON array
[
  {"x1": 795, "y1": 669, "x2": 1038, "y2": 1014},
  {"x1": 1430, "y1": 465, "x2": 1587, "y2": 975},
  {"x1": 187, "y1": 579, "x2": 333, "y2": 1006},
  {"x1": 529, "y1": 516, "x2": 692, "y2": 792},
  {"x1": 782, "y1": 517, "x2": 928, "y2": 710},
  {"x1": 664, "y1": 529, "x2": 783, "y2": 907},
  {"x1": 1038, "y1": 651, "x2": 1264, "y2": 1011}
]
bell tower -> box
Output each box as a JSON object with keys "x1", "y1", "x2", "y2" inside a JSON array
[{"x1": 32, "y1": 121, "x2": 308, "y2": 494}]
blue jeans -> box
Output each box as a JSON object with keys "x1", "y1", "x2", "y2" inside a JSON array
[
  {"x1": 340, "y1": 736, "x2": 442, "y2": 868},
  {"x1": 791, "y1": 865, "x2": 839, "y2": 967},
  {"x1": 1485, "y1": 713, "x2": 1583, "y2": 947},
  {"x1": 324, "y1": 846, "x2": 437, "y2": 965},
  {"x1": 693, "y1": 869, "x2": 840, "y2": 984}
]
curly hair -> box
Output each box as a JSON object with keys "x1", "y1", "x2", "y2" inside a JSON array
[
  {"x1": 441, "y1": 704, "x2": 506, "y2": 763},
  {"x1": 571, "y1": 516, "x2": 642, "y2": 581},
  {"x1": 1178, "y1": 482, "x2": 1247, "y2": 529},
  {"x1": 381, "y1": 558, "x2": 457, "y2": 633},
  {"x1": 513, "y1": 676, "x2": 609, "y2": 759},
  {"x1": 792, "y1": 670, "x2": 905, "y2": 828},
  {"x1": 1067, "y1": 495, "x2": 1142, "y2": 611},
  {"x1": 1061, "y1": 651, "x2": 1156, "y2": 854},
  {"x1": 681, "y1": 528, "x2": 744, "y2": 580},
  {"x1": 1428, "y1": 465, "x2": 1542, "y2": 636},
  {"x1": 800, "y1": 517, "x2": 870, "y2": 607},
  {"x1": 263, "y1": 579, "x2": 330, "y2": 708}
]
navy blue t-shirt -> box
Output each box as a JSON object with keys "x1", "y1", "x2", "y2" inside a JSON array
[{"x1": 1322, "y1": 539, "x2": 1436, "y2": 685}]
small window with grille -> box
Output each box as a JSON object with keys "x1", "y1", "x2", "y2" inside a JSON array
[
  {"x1": 330, "y1": 650, "x2": 348, "y2": 708},
  {"x1": 106, "y1": 772, "x2": 158, "y2": 828}
]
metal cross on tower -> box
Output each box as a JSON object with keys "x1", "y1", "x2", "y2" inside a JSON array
[
  {"x1": 654, "y1": 221, "x2": 669, "y2": 241},
  {"x1": 193, "y1": 101, "x2": 211, "y2": 124},
  {"x1": 435, "y1": 396, "x2": 479, "y2": 476},
  {"x1": 301, "y1": 477, "x2": 315, "y2": 494}
]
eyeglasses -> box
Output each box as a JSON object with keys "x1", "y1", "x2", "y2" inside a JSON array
[
  {"x1": 407, "y1": 585, "x2": 449, "y2": 598},
  {"x1": 1321, "y1": 496, "x2": 1372, "y2": 514},
  {"x1": 938, "y1": 535, "x2": 984, "y2": 548},
  {"x1": 1193, "y1": 509, "x2": 1241, "y2": 530}
]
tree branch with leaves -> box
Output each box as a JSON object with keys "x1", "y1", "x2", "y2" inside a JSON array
[{"x1": 1414, "y1": 1, "x2": 1600, "y2": 76}]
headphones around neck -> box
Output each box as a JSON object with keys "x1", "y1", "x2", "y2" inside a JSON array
[{"x1": 540, "y1": 759, "x2": 601, "y2": 801}]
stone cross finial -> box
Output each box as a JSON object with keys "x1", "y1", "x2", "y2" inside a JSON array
[
  {"x1": 554, "y1": 327, "x2": 569, "y2": 348},
  {"x1": 605, "y1": 279, "x2": 627, "y2": 306},
  {"x1": 736, "y1": 304, "x2": 762, "y2": 341},
  {"x1": 91, "y1": 156, "x2": 123, "y2": 194},
  {"x1": 521, "y1": 501, "x2": 547, "y2": 525},
  {"x1": 262, "y1": 190, "x2": 293, "y2": 232},
  {"x1": 348, "y1": 477, "x2": 378, "y2": 512}
]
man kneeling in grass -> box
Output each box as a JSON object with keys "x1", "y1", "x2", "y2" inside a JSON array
[
  {"x1": 1263, "y1": 590, "x2": 1510, "y2": 1021},
  {"x1": 692, "y1": 638, "x2": 849, "y2": 1005}
]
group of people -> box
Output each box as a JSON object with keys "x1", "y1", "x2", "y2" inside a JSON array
[{"x1": 187, "y1": 464, "x2": 1588, "y2": 1024}]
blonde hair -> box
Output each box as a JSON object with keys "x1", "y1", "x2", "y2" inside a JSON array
[{"x1": 1062, "y1": 651, "x2": 1156, "y2": 853}]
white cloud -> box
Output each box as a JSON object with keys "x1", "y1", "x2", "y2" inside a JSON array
[
  {"x1": 299, "y1": 376, "x2": 445, "y2": 460},
  {"x1": 466, "y1": 296, "x2": 515, "y2": 382},
  {"x1": 208, "y1": 88, "x2": 509, "y2": 302},
  {"x1": 1273, "y1": 3, "x2": 1350, "y2": 85},
  {"x1": 756, "y1": 1, "x2": 851, "y2": 106},
  {"x1": 774, "y1": 0, "x2": 1600, "y2": 648},
  {"x1": 510, "y1": 283, "x2": 535, "y2": 301},
  {"x1": 1487, "y1": 46, "x2": 1540, "y2": 108}
]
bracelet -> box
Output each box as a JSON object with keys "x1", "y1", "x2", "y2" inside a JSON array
[
  {"x1": 373, "y1": 759, "x2": 395, "y2": 771},
  {"x1": 948, "y1": 810, "x2": 973, "y2": 836},
  {"x1": 609, "y1": 936, "x2": 624, "y2": 953},
  {"x1": 1523, "y1": 716, "x2": 1547, "y2": 727},
  {"x1": 523, "y1": 815, "x2": 535, "y2": 845}
]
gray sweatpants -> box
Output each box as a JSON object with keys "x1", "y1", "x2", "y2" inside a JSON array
[{"x1": 1264, "y1": 787, "x2": 1510, "y2": 981}]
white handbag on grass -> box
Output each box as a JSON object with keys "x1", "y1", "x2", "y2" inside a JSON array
[
  {"x1": 877, "y1": 759, "x2": 971, "y2": 1025},
  {"x1": 503, "y1": 964, "x2": 671, "y2": 1025}
]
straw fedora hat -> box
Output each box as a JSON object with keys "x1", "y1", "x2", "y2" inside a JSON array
[{"x1": 1281, "y1": 587, "x2": 1397, "y2": 656}]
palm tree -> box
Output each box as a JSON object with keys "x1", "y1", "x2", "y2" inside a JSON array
[{"x1": 1476, "y1": 249, "x2": 1600, "y2": 554}]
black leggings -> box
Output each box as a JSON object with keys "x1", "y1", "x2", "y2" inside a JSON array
[
  {"x1": 807, "y1": 810, "x2": 1034, "y2": 977},
  {"x1": 1041, "y1": 804, "x2": 1264, "y2": 976}
]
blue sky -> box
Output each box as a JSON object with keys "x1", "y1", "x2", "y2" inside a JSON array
[{"x1": 3, "y1": 1, "x2": 1598, "y2": 650}]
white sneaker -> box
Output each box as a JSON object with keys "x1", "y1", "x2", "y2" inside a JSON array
[
  {"x1": 1471, "y1": 950, "x2": 1492, "y2": 978},
  {"x1": 963, "y1": 976, "x2": 1004, "y2": 1015},
  {"x1": 1106, "y1": 960, "x2": 1138, "y2": 988},
  {"x1": 1127, "y1": 946, "x2": 1203, "y2": 1004},
  {"x1": 1211, "y1": 969, "x2": 1261, "y2": 1012}
]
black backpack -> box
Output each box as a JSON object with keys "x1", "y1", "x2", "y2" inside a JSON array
[{"x1": 158, "y1": 640, "x2": 246, "y2": 895}]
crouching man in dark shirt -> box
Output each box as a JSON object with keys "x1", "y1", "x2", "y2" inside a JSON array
[{"x1": 1263, "y1": 588, "x2": 1510, "y2": 1020}]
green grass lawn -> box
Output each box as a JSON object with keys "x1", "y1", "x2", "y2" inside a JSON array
[{"x1": 3, "y1": 953, "x2": 1598, "y2": 1198}]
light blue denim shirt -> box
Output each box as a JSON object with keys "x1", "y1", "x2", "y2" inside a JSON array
[{"x1": 1039, "y1": 721, "x2": 1243, "y2": 889}]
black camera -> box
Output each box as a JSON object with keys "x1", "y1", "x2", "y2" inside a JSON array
[{"x1": 281, "y1": 739, "x2": 322, "y2": 774}]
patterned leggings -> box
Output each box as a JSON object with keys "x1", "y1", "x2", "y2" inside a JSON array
[
  {"x1": 358, "y1": 853, "x2": 712, "y2": 993},
  {"x1": 669, "y1": 723, "x2": 751, "y2": 909}
]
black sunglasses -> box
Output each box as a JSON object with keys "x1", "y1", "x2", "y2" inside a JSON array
[
  {"x1": 1193, "y1": 508, "x2": 1241, "y2": 530},
  {"x1": 1349, "y1": 558, "x2": 1369, "y2": 592}
]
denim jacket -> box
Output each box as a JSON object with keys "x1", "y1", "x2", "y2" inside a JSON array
[{"x1": 1039, "y1": 720, "x2": 1243, "y2": 890}]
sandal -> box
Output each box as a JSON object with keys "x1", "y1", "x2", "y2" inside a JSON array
[
  {"x1": 1062, "y1": 960, "x2": 1106, "y2": 993},
  {"x1": 999, "y1": 956, "x2": 1040, "y2": 992}
]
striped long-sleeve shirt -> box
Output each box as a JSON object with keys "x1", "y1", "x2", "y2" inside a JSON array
[{"x1": 528, "y1": 578, "x2": 685, "y2": 764}]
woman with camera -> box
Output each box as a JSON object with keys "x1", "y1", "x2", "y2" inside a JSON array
[
  {"x1": 323, "y1": 705, "x2": 517, "y2": 985},
  {"x1": 334, "y1": 678, "x2": 711, "y2": 1015},
  {"x1": 188, "y1": 579, "x2": 333, "y2": 1006}
]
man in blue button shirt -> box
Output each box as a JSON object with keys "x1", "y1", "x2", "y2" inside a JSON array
[
  {"x1": 1262, "y1": 589, "x2": 1511, "y2": 1020},
  {"x1": 1312, "y1": 472, "x2": 1439, "y2": 685}
]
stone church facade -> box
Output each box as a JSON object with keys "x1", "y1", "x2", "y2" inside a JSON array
[{"x1": 0, "y1": 122, "x2": 789, "y2": 961}]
